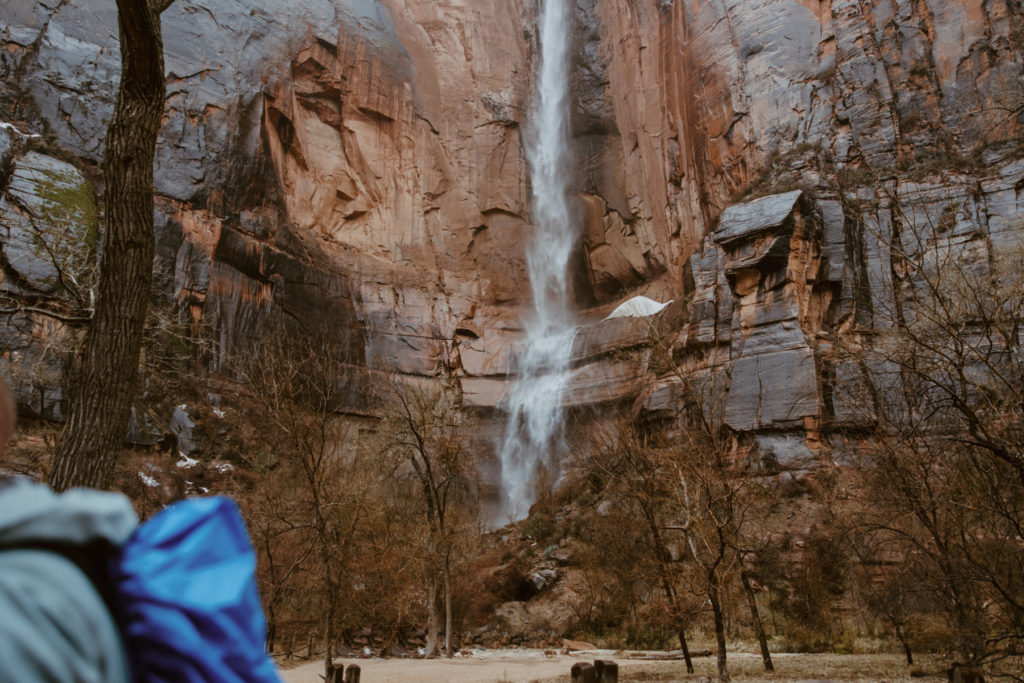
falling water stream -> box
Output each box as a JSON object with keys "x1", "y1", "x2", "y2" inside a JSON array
[{"x1": 497, "y1": 0, "x2": 576, "y2": 522}]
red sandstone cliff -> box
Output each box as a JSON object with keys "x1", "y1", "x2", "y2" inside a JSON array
[{"x1": 1, "y1": 0, "x2": 1022, "y2": 462}]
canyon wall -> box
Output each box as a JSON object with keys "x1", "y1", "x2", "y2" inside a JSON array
[
  {"x1": 2, "y1": 0, "x2": 539, "y2": 416},
  {"x1": 571, "y1": 0, "x2": 1024, "y2": 464},
  {"x1": 2, "y1": 0, "x2": 1023, "y2": 466}
]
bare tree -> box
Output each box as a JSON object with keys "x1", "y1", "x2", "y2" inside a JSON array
[
  {"x1": 846, "y1": 528, "x2": 924, "y2": 665},
  {"x1": 382, "y1": 380, "x2": 478, "y2": 657},
  {"x1": 242, "y1": 447, "x2": 322, "y2": 657},
  {"x1": 673, "y1": 453, "x2": 740, "y2": 682},
  {"x1": 240, "y1": 329, "x2": 372, "y2": 678},
  {"x1": 582, "y1": 418, "x2": 697, "y2": 672},
  {"x1": 566, "y1": 300, "x2": 782, "y2": 681},
  {"x1": 835, "y1": 188, "x2": 1024, "y2": 672},
  {"x1": 651, "y1": 321, "x2": 774, "y2": 679},
  {"x1": 50, "y1": 0, "x2": 174, "y2": 490}
]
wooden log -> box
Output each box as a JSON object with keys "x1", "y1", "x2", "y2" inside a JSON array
[
  {"x1": 571, "y1": 661, "x2": 597, "y2": 683},
  {"x1": 344, "y1": 664, "x2": 361, "y2": 683},
  {"x1": 594, "y1": 659, "x2": 618, "y2": 682},
  {"x1": 627, "y1": 650, "x2": 712, "y2": 660},
  {"x1": 330, "y1": 664, "x2": 344, "y2": 683}
]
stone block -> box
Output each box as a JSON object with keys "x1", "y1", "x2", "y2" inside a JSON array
[
  {"x1": 726, "y1": 347, "x2": 818, "y2": 431},
  {"x1": 712, "y1": 190, "x2": 803, "y2": 246}
]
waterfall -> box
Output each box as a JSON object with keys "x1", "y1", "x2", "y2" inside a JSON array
[{"x1": 497, "y1": 0, "x2": 576, "y2": 522}]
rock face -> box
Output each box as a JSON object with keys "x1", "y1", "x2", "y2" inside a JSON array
[
  {"x1": 1, "y1": 0, "x2": 1023, "y2": 467},
  {"x1": 0, "y1": 131, "x2": 96, "y2": 419},
  {"x1": 1, "y1": 151, "x2": 96, "y2": 295},
  {"x1": 712, "y1": 191, "x2": 823, "y2": 438},
  {"x1": 1, "y1": 0, "x2": 537, "y2": 396},
  {"x1": 570, "y1": 0, "x2": 1024, "y2": 465}
]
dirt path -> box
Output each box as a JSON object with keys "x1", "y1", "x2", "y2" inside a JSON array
[
  {"x1": 278, "y1": 650, "x2": 948, "y2": 682},
  {"x1": 278, "y1": 649, "x2": 634, "y2": 683}
]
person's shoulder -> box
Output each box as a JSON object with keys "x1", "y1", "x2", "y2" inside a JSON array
[
  {"x1": 0, "y1": 477, "x2": 137, "y2": 548},
  {"x1": 0, "y1": 545, "x2": 130, "y2": 683}
]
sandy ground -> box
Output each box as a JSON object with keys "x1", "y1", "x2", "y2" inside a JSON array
[
  {"x1": 277, "y1": 650, "x2": 947, "y2": 683},
  {"x1": 279, "y1": 648, "x2": 648, "y2": 683}
]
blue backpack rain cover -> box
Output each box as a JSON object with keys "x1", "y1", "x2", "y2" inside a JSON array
[{"x1": 113, "y1": 496, "x2": 281, "y2": 683}]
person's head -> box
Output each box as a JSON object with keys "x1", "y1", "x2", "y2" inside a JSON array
[{"x1": 0, "y1": 379, "x2": 14, "y2": 458}]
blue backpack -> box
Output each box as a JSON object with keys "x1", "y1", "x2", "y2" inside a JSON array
[{"x1": 113, "y1": 496, "x2": 281, "y2": 683}]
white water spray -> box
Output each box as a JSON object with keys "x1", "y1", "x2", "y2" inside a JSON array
[{"x1": 497, "y1": 0, "x2": 576, "y2": 521}]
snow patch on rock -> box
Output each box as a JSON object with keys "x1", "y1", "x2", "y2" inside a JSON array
[{"x1": 603, "y1": 296, "x2": 672, "y2": 320}]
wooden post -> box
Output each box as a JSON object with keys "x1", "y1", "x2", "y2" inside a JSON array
[
  {"x1": 330, "y1": 663, "x2": 344, "y2": 683},
  {"x1": 948, "y1": 663, "x2": 984, "y2": 683},
  {"x1": 571, "y1": 662, "x2": 597, "y2": 683},
  {"x1": 594, "y1": 659, "x2": 618, "y2": 682},
  {"x1": 344, "y1": 664, "x2": 361, "y2": 683}
]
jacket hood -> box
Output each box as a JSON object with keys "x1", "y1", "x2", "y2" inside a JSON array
[{"x1": 0, "y1": 477, "x2": 137, "y2": 548}]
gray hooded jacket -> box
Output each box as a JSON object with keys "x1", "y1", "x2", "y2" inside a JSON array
[{"x1": 0, "y1": 478, "x2": 138, "y2": 683}]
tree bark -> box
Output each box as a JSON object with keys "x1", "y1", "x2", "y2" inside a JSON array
[
  {"x1": 323, "y1": 609, "x2": 334, "y2": 681},
  {"x1": 895, "y1": 624, "x2": 913, "y2": 665},
  {"x1": 740, "y1": 569, "x2": 773, "y2": 672},
  {"x1": 266, "y1": 607, "x2": 277, "y2": 655},
  {"x1": 50, "y1": 0, "x2": 172, "y2": 491},
  {"x1": 443, "y1": 557, "x2": 453, "y2": 657},
  {"x1": 676, "y1": 627, "x2": 694, "y2": 674},
  {"x1": 424, "y1": 574, "x2": 439, "y2": 657},
  {"x1": 709, "y1": 577, "x2": 730, "y2": 682},
  {"x1": 657, "y1": 573, "x2": 693, "y2": 673}
]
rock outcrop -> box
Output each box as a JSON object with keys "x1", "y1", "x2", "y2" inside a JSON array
[{"x1": 0, "y1": 129, "x2": 96, "y2": 419}]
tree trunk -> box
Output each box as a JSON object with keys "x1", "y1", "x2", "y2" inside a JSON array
[
  {"x1": 266, "y1": 606, "x2": 277, "y2": 654},
  {"x1": 323, "y1": 609, "x2": 334, "y2": 681},
  {"x1": 658, "y1": 574, "x2": 693, "y2": 674},
  {"x1": 50, "y1": 0, "x2": 173, "y2": 491},
  {"x1": 424, "y1": 574, "x2": 439, "y2": 657},
  {"x1": 645, "y1": 506, "x2": 694, "y2": 674},
  {"x1": 321, "y1": 531, "x2": 336, "y2": 679},
  {"x1": 677, "y1": 628, "x2": 694, "y2": 674},
  {"x1": 740, "y1": 569, "x2": 773, "y2": 672},
  {"x1": 709, "y1": 578, "x2": 730, "y2": 682},
  {"x1": 895, "y1": 624, "x2": 913, "y2": 665},
  {"x1": 264, "y1": 535, "x2": 279, "y2": 654},
  {"x1": 443, "y1": 559, "x2": 453, "y2": 657}
]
